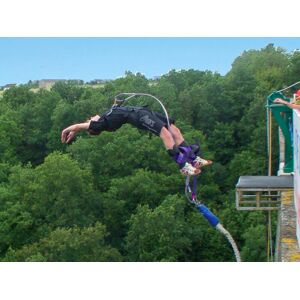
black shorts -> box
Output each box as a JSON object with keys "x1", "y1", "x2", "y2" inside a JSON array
[
  {"x1": 127, "y1": 108, "x2": 175, "y2": 136},
  {"x1": 89, "y1": 106, "x2": 175, "y2": 136}
]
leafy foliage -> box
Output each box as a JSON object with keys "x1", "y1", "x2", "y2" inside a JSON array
[{"x1": 3, "y1": 222, "x2": 122, "y2": 262}]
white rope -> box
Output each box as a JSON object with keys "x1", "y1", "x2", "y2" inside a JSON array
[
  {"x1": 277, "y1": 80, "x2": 300, "y2": 93},
  {"x1": 216, "y1": 223, "x2": 242, "y2": 262}
]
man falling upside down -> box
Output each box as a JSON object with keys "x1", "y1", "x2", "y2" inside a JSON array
[{"x1": 61, "y1": 105, "x2": 212, "y2": 176}]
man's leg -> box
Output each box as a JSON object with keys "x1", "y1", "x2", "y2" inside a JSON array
[
  {"x1": 169, "y1": 124, "x2": 213, "y2": 169},
  {"x1": 160, "y1": 127, "x2": 200, "y2": 175},
  {"x1": 160, "y1": 126, "x2": 178, "y2": 150},
  {"x1": 169, "y1": 124, "x2": 185, "y2": 147},
  {"x1": 151, "y1": 112, "x2": 185, "y2": 147}
]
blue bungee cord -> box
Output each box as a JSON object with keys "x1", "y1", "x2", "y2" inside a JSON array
[{"x1": 185, "y1": 175, "x2": 241, "y2": 262}]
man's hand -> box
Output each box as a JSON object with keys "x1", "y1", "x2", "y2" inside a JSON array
[
  {"x1": 61, "y1": 122, "x2": 91, "y2": 144},
  {"x1": 274, "y1": 98, "x2": 285, "y2": 104},
  {"x1": 61, "y1": 126, "x2": 77, "y2": 144}
]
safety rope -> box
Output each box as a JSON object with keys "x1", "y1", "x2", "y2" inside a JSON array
[
  {"x1": 277, "y1": 80, "x2": 300, "y2": 93},
  {"x1": 113, "y1": 92, "x2": 242, "y2": 262}
]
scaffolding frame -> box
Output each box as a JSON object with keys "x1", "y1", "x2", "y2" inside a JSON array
[{"x1": 236, "y1": 176, "x2": 293, "y2": 211}]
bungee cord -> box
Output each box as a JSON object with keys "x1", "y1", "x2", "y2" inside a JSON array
[{"x1": 185, "y1": 175, "x2": 242, "y2": 262}]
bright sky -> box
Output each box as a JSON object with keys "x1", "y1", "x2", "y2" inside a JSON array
[{"x1": 1, "y1": 37, "x2": 300, "y2": 86}]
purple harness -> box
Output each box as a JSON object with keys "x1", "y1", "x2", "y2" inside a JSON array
[
  {"x1": 175, "y1": 143, "x2": 200, "y2": 203},
  {"x1": 174, "y1": 144, "x2": 200, "y2": 167}
]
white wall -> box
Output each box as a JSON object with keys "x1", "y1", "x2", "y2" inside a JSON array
[{"x1": 293, "y1": 109, "x2": 300, "y2": 247}]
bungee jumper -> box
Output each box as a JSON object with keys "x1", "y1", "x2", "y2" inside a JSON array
[{"x1": 61, "y1": 93, "x2": 212, "y2": 176}]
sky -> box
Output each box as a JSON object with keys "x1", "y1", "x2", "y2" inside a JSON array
[{"x1": 1, "y1": 37, "x2": 300, "y2": 86}]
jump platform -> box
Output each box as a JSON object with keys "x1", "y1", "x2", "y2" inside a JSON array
[{"x1": 236, "y1": 176, "x2": 294, "y2": 211}]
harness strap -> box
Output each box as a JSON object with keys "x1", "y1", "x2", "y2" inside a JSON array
[
  {"x1": 192, "y1": 176, "x2": 197, "y2": 201},
  {"x1": 182, "y1": 143, "x2": 201, "y2": 203},
  {"x1": 174, "y1": 144, "x2": 200, "y2": 166}
]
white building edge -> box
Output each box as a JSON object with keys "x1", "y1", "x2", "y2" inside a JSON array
[{"x1": 293, "y1": 109, "x2": 300, "y2": 247}]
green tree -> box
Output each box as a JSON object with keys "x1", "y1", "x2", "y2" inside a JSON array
[
  {"x1": 286, "y1": 50, "x2": 300, "y2": 85},
  {"x1": 0, "y1": 113, "x2": 22, "y2": 164},
  {"x1": 1, "y1": 86, "x2": 37, "y2": 108},
  {"x1": 125, "y1": 195, "x2": 191, "y2": 261},
  {"x1": 51, "y1": 82, "x2": 85, "y2": 103},
  {"x1": 6, "y1": 152, "x2": 99, "y2": 229},
  {"x1": 99, "y1": 169, "x2": 182, "y2": 249},
  {"x1": 22, "y1": 152, "x2": 99, "y2": 228},
  {"x1": 240, "y1": 224, "x2": 267, "y2": 262},
  {"x1": 17, "y1": 90, "x2": 60, "y2": 164},
  {"x1": 3, "y1": 222, "x2": 122, "y2": 262},
  {"x1": 0, "y1": 162, "x2": 11, "y2": 184},
  {"x1": 110, "y1": 71, "x2": 150, "y2": 95},
  {"x1": 47, "y1": 101, "x2": 78, "y2": 152},
  {"x1": 0, "y1": 201, "x2": 35, "y2": 255},
  {"x1": 207, "y1": 122, "x2": 237, "y2": 164},
  {"x1": 227, "y1": 150, "x2": 266, "y2": 188}
]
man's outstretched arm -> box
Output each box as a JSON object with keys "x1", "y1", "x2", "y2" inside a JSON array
[{"x1": 61, "y1": 115, "x2": 101, "y2": 143}]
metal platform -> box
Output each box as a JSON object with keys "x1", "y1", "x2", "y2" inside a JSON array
[{"x1": 236, "y1": 176, "x2": 294, "y2": 211}]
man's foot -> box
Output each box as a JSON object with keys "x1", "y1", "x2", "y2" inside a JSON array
[
  {"x1": 180, "y1": 162, "x2": 201, "y2": 176},
  {"x1": 192, "y1": 156, "x2": 213, "y2": 169}
]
